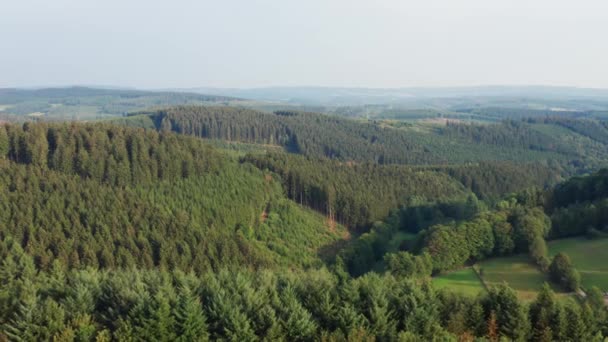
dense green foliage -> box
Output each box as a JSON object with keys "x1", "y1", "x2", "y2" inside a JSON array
[
  {"x1": 1, "y1": 243, "x2": 607, "y2": 341},
  {"x1": 384, "y1": 251, "x2": 433, "y2": 279},
  {"x1": 439, "y1": 120, "x2": 573, "y2": 154},
  {"x1": 2, "y1": 121, "x2": 221, "y2": 186},
  {"x1": 340, "y1": 168, "x2": 608, "y2": 282},
  {"x1": 434, "y1": 161, "x2": 563, "y2": 199},
  {"x1": 532, "y1": 117, "x2": 608, "y2": 145},
  {"x1": 141, "y1": 106, "x2": 605, "y2": 168},
  {"x1": 549, "y1": 253, "x2": 581, "y2": 291},
  {"x1": 3, "y1": 102, "x2": 608, "y2": 340},
  {"x1": 424, "y1": 206, "x2": 551, "y2": 272},
  {"x1": 149, "y1": 106, "x2": 442, "y2": 164},
  {"x1": 0, "y1": 123, "x2": 346, "y2": 272},
  {"x1": 550, "y1": 168, "x2": 608, "y2": 208},
  {"x1": 243, "y1": 152, "x2": 469, "y2": 229},
  {"x1": 336, "y1": 198, "x2": 482, "y2": 276},
  {"x1": 549, "y1": 169, "x2": 608, "y2": 238},
  {"x1": 127, "y1": 106, "x2": 608, "y2": 207}
]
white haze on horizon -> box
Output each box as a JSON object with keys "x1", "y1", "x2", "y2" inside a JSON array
[{"x1": 1, "y1": 0, "x2": 607, "y2": 89}]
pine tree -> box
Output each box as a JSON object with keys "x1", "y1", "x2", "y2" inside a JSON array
[
  {"x1": 131, "y1": 292, "x2": 176, "y2": 342},
  {"x1": 565, "y1": 304, "x2": 585, "y2": 341},
  {"x1": 580, "y1": 303, "x2": 598, "y2": 340},
  {"x1": 483, "y1": 285, "x2": 529, "y2": 340},
  {"x1": 337, "y1": 302, "x2": 365, "y2": 335},
  {"x1": 467, "y1": 303, "x2": 485, "y2": 336},
  {"x1": 113, "y1": 318, "x2": 136, "y2": 341},
  {"x1": 36, "y1": 299, "x2": 66, "y2": 341},
  {"x1": 279, "y1": 286, "x2": 317, "y2": 341},
  {"x1": 149, "y1": 293, "x2": 177, "y2": 341},
  {"x1": 550, "y1": 305, "x2": 567, "y2": 342},
  {"x1": 3, "y1": 294, "x2": 39, "y2": 342},
  {"x1": 175, "y1": 286, "x2": 209, "y2": 342},
  {"x1": 71, "y1": 314, "x2": 97, "y2": 342},
  {"x1": 529, "y1": 283, "x2": 556, "y2": 340}
]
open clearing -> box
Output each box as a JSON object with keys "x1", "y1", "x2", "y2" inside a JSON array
[
  {"x1": 434, "y1": 255, "x2": 560, "y2": 301},
  {"x1": 549, "y1": 237, "x2": 608, "y2": 291},
  {"x1": 478, "y1": 255, "x2": 563, "y2": 301},
  {"x1": 432, "y1": 267, "x2": 485, "y2": 296},
  {"x1": 433, "y1": 241, "x2": 606, "y2": 302}
]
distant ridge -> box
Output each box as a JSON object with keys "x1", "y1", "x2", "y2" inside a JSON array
[{"x1": 165, "y1": 85, "x2": 608, "y2": 106}]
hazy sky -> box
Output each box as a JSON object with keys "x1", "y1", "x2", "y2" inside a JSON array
[{"x1": 2, "y1": 0, "x2": 607, "y2": 89}]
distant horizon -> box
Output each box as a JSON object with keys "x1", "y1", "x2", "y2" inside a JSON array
[{"x1": 5, "y1": 84, "x2": 608, "y2": 92}]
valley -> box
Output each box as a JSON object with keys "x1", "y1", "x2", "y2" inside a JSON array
[{"x1": 1, "y1": 87, "x2": 608, "y2": 340}]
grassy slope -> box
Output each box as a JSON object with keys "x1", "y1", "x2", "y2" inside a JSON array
[
  {"x1": 433, "y1": 255, "x2": 565, "y2": 302},
  {"x1": 478, "y1": 255, "x2": 563, "y2": 301},
  {"x1": 549, "y1": 237, "x2": 608, "y2": 291},
  {"x1": 432, "y1": 267, "x2": 486, "y2": 296},
  {"x1": 432, "y1": 237, "x2": 608, "y2": 301}
]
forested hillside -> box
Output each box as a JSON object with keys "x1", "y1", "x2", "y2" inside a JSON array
[
  {"x1": 123, "y1": 106, "x2": 608, "y2": 175},
  {"x1": 0, "y1": 123, "x2": 348, "y2": 272},
  {"x1": 3, "y1": 254, "x2": 606, "y2": 342},
  {"x1": 138, "y1": 106, "x2": 607, "y2": 166},
  {"x1": 2, "y1": 113, "x2": 608, "y2": 340},
  {"x1": 243, "y1": 153, "x2": 470, "y2": 229},
  {"x1": 146, "y1": 106, "x2": 436, "y2": 164}
]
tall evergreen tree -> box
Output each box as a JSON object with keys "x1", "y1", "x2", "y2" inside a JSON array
[{"x1": 175, "y1": 286, "x2": 209, "y2": 342}]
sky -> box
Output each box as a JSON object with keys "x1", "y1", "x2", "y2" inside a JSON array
[{"x1": 1, "y1": 0, "x2": 608, "y2": 89}]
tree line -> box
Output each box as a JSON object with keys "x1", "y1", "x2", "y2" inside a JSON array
[
  {"x1": 143, "y1": 106, "x2": 599, "y2": 167},
  {"x1": 0, "y1": 122, "x2": 222, "y2": 186},
  {"x1": 1, "y1": 241, "x2": 606, "y2": 341}
]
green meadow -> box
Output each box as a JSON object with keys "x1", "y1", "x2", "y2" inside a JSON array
[
  {"x1": 433, "y1": 267, "x2": 485, "y2": 296},
  {"x1": 549, "y1": 237, "x2": 608, "y2": 291}
]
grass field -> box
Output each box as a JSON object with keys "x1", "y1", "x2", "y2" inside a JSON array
[
  {"x1": 478, "y1": 255, "x2": 563, "y2": 301},
  {"x1": 549, "y1": 237, "x2": 608, "y2": 291},
  {"x1": 430, "y1": 238, "x2": 608, "y2": 300},
  {"x1": 432, "y1": 267, "x2": 486, "y2": 296}
]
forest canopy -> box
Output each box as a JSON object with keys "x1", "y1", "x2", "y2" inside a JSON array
[{"x1": 1, "y1": 105, "x2": 608, "y2": 341}]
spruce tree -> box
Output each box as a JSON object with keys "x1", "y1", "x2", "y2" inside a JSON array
[{"x1": 175, "y1": 286, "x2": 209, "y2": 342}]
